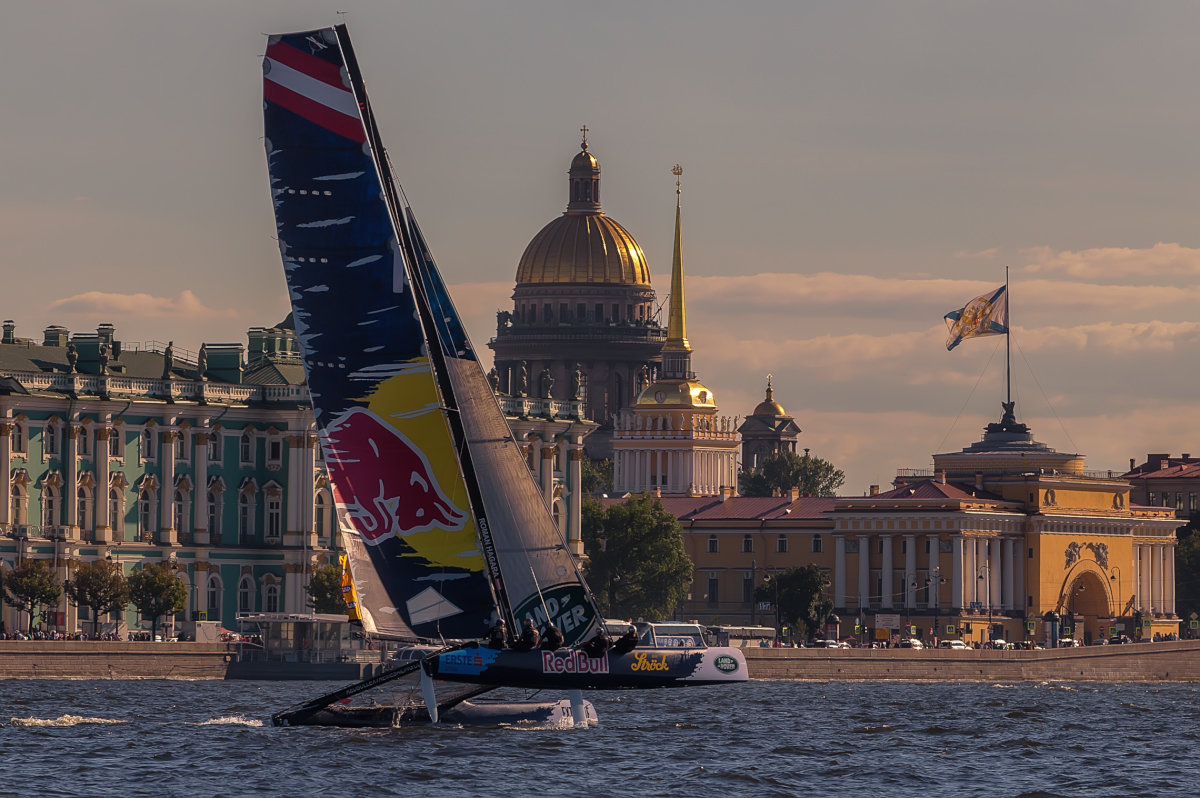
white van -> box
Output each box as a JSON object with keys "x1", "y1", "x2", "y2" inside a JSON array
[{"x1": 938, "y1": 640, "x2": 970, "y2": 650}]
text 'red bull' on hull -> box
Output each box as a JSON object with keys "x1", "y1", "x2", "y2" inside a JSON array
[{"x1": 264, "y1": 24, "x2": 746, "y2": 727}]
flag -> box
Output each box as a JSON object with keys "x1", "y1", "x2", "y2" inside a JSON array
[{"x1": 944, "y1": 285, "x2": 1008, "y2": 351}]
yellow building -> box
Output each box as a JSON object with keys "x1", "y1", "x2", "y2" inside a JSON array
[
  {"x1": 833, "y1": 405, "x2": 1181, "y2": 644},
  {"x1": 612, "y1": 166, "x2": 739, "y2": 496}
]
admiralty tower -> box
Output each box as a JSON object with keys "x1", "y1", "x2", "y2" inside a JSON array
[{"x1": 489, "y1": 130, "x2": 666, "y2": 459}]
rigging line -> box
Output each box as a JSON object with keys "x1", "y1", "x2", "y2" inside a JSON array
[
  {"x1": 933, "y1": 336, "x2": 1004, "y2": 457},
  {"x1": 1013, "y1": 337, "x2": 1079, "y2": 454}
]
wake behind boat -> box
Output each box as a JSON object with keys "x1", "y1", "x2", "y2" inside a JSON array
[{"x1": 262, "y1": 24, "x2": 745, "y2": 728}]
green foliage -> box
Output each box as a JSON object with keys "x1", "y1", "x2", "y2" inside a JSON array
[
  {"x1": 754, "y1": 564, "x2": 831, "y2": 640},
  {"x1": 2, "y1": 559, "x2": 63, "y2": 631},
  {"x1": 127, "y1": 563, "x2": 188, "y2": 639},
  {"x1": 306, "y1": 563, "x2": 347, "y2": 615},
  {"x1": 581, "y1": 457, "x2": 614, "y2": 497},
  {"x1": 64, "y1": 560, "x2": 130, "y2": 637},
  {"x1": 1175, "y1": 522, "x2": 1200, "y2": 626},
  {"x1": 740, "y1": 450, "x2": 845, "y2": 498},
  {"x1": 581, "y1": 495, "x2": 693, "y2": 621}
]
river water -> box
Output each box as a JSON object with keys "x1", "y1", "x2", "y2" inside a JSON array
[{"x1": 1, "y1": 679, "x2": 1197, "y2": 797}]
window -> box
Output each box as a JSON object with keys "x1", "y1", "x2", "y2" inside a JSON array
[
  {"x1": 109, "y1": 429, "x2": 121, "y2": 458},
  {"x1": 777, "y1": 534, "x2": 788, "y2": 553},
  {"x1": 742, "y1": 534, "x2": 753, "y2": 554},
  {"x1": 314, "y1": 492, "x2": 329, "y2": 539},
  {"x1": 1176, "y1": 493, "x2": 1185, "y2": 511},
  {"x1": 707, "y1": 535, "x2": 718, "y2": 554},
  {"x1": 264, "y1": 583, "x2": 280, "y2": 613},
  {"x1": 207, "y1": 575, "x2": 222, "y2": 615},
  {"x1": 238, "y1": 491, "x2": 255, "y2": 542},
  {"x1": 11, "y1": 485, "x2": 26, "y2": 525},
  {"x1": 173, "y1": 489, "x2": 186, "y2": 534},
  {"x1": 811, "y1": 534, "x2": 823, "y2": 554},
  {"x1": 706, "y1": 575, "x2": 719, "y2": 606},
  {"x1": 594, "y1": 303, "x2": 603, "y2": 322},
  {"x1": 77, "y1": 487, "x2": 91, "y2": 532},
  {"x1": 267, "y1": 437, "x2": 282, "y2": 466},
  {"x1": 138, "y1": 490, "x2": 154, "y2": 539},
  {"x1": 1149, "y1": 492, "x2": 1156, "y2": 506},
  {"x1": 266, "y1": 494, "x2": 282, "y2": 540},
  {"x1": 44, "y1": 423, "x2": 58, "y2": 457},
  {"x1": 78, "y1": 428, "x2": 90, "y2": 457},
  {"x1": 240, "y1": 431, "x2": 254, "y2": 465},
  {"x1": 207, "y1": 490, "x2": 221, "y2": 537},
  {"x1": 238, "y1": 576, "x2": 254, "y2": 613},
  {"x1": 109, "y1": 488, "x2": 122, "y2": 531},
  {"x1": 742, "y1": 573, "x2": 754, "y2": 604},
  {"x1": 43, "y1": 485, "x2": 61, "y2": 529},
  {"x1": 1191, "y1": 492, "x2": 1198, "y2": 513},
  {"x1": 208, "y1": 433, "x2": 220, "y2": 462},
  {"x1": 12, "y1": 421, "x2": 26, "y2": 454},
  {"x1": 175, "y1": 433, "x2": 188, "y2": 462},
  {"x1": 141, "y1": 428, "x2": 155, "y2": 462}
]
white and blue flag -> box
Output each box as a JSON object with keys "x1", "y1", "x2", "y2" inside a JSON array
[{"x1": 944, "y1": 285, "x2": 1008, "y2": 351}]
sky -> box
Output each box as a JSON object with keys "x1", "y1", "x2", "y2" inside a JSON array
[{"x1": 4, "y1": 1, "x2": 1200, "y2": 494}]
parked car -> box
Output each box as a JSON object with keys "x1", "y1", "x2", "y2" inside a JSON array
[
  {"x1": 897, "y1": 638, "x2": 924, "y2": 649},
  {"x1": 1058, "y1": 638, "x2": 1081, "y2": 648},
  {"x1": 938, "y1": 640, "x2": 970, "y2": 650}
]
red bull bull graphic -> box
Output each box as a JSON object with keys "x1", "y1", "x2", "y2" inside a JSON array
[{"x1": 324, "y1": 407, "x2": 467, "y2": 544}]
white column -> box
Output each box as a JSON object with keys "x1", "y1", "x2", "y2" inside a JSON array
[
  {"x1": 834, "y1": 535, "x2": 846, "y2": 609},
  {"x1": 1139, "y1": 543, "x2": 1151, "y2": 612},
  {"x1": 159, "y1": 429, "x2": 177, "y2": 545},
  {"x1": 1001, "y1": 539, "x2": 1015, "y2": 610},
  {"x1": 64, "y1": 424, "x2": 79, "y2": 539},
  {"x1": 965, "y1": 537, "x2": 977, "y2": 605},
  {"x1": 1151, "y1": 544, "x2": 1163, "y2": 614},
  {"x1": 904, "y1": 534, "x2": 916, "y2": 609},
  {"x1": 1014, "y1": 536, "x2": 1025, "y2": 615},
  {"x1": 857, "y1": 534, "x2": 870, "y2": 609},
  {"x1": 881, "y1": 534, "x2": 894, "y2": 609},
  {"x1": 94, "y1": 428, "x2": 111, "y2": 544},
  {"x1": 0, "y1": 422, "x2": 10, "y2": 528},
  {"x1": 951, "y1": 535, "x2": 964, "y2": 610},
  {"x1": 989, "y1": 537, "x2": 1002, "y2": 610},
  {"x1": 927, "y1": 534, "x2": 940, "y2": 609},
  {"x1": 1167, "y1": 545, "x2": 1176, "y2": 615},
  {"x1": 193, "y1": 432, "x2": 209, "y2": 545},
  {"x1": 540, "y1": 442, "x2": 554, "y2": 503}
]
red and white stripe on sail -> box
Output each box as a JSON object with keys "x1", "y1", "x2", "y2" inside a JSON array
[{"x1": 264, "y1": 37, "x2": 366, "y2": 143}]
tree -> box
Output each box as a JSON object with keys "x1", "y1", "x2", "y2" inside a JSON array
[
  {"x1": 581, "y1": 494, "x2": 693, "y2": 620},
  {"x1": 581, "y1": 457, "x2": 614, "y2": 497},
  {"x1": 740, "y1": 450, "x2": 845, "y2": 498},
  {"x1": 306, "y1": 563, "x2": 347, "y2": 614},
  {"x1": 64, "y1": 560, "x2": 130, "y2": 638},
  {"x1": 1175, "y1": 521, "x2": 1200, "y2": 629},
  {"x1": 127, "y1": 563, "x2": 188, "y2": 640},
  {"x1": 2, "y1": 559, "x2": 63, "y2": 632},
  {"x1": 754, "y1": 564, "x2": 831, "y2": 641}
]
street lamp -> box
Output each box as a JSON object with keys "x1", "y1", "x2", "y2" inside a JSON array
[
  {"x1": 925, "y1": 568, "x2": 946, "y2": 643},
  {"x1": 977, "y1": 564, "x2": 991, "y2": 645},
  {"x1": 1109, "y1": 567, "x2": 1122, "y2": 621},
  {"x1": 763, "y1": 571, "x2": 780, "y2": 643}
]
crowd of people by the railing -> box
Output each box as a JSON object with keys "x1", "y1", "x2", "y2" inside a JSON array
[{"x1": 0, "y1": 629, "x2": 124, "y2": 641}]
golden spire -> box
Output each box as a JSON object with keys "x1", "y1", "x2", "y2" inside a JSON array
[{"x1": 665, "y1": 164, "x2": 690, "y2": 352}]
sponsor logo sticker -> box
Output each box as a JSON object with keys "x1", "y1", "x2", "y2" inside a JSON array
[
  {"x1": 714, "y1": 654, "x2": 739, "y2": 674},
  {"x1": 541, "y1": 650, "x2": 609, "y2": 675}
]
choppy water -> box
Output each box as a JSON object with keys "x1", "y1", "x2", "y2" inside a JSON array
[{"x1": 1, "y1": 679, "x2": 1197, "y2": 797}]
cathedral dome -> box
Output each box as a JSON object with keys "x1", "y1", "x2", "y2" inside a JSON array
[
  {"x1": 751, "y1": 377, "x2": 786, "y2": 416},
  {"x1": 636, "y1": 378, "x2": 718, "y2": 409},
  {"x1": 515, "y1": 136, "x2": 652, "y2": 286}
]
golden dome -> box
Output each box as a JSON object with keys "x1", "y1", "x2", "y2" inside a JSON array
[
  {"x1": 516, "y1": 214, "x2": 651, "y2": 285},
  {"x1": 635, "y1": 379, "x2": 717, "y2": 409},
  {"x1": 751, "y1": 376, "x2": 786, "y2": 416},
  {"x1": 515, "y1": 135, "x2": 652, "y2": 286}
]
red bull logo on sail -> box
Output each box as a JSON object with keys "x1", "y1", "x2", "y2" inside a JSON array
[{"x1": 323, "y1": 407, "x2": 467, "y2": 544}]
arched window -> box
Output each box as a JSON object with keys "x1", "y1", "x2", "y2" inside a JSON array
[
  {"x1": 240, "y1": 431, "x2": 254, "y2": 465},
  {"x1": 77, "y1": 427, "x2": 90, "y2": 456},
  {"x1": 175, "y1": 433, "x2": 187, "y2": 461},
  {"x1": 109, "y1": 428, "x2": 122, "y2": 458},
  {"x1": 238, "y1": 491, "x2": 255, "y2": 543},
  {"x1": 138, "y1": 490, "x2": 154, "y2": 539},
  {"x1": 265, "y1": 493, "x2": 282, "y2": 540},
  {"x1": 207, "y1": 574, "x2": 222, "y2": 616},
  {"x1": 208, "y1": 432, "x2": 220, "y2": 462},
  {"x1": 108, "y1": 488, "x2": 122, "y2": 531},
  {"x1": 12, "y1": 421, "x2": 26, "y2": 454},
  {"x1": 11, "y1": 485, "x2": 27, "y2": 525},
  {"x1": 264, "y1": 583, "x2": 280, "y2": 613},
  {"x1": 44, "y1": 423, "x2": 58, "y2": 457},
  {"x1": 43, "y1": 485, "x2": 61, "y2": 529},
  {"x1": 238, "y1": 576, "x2": 255, "y2": 613},
  {"x1": 141, "y1": 428, "x2": 155, "y2": 462},
  {"x1": 314, "y1": 492, "x2": 329, "y2": 539},
  {"x1": 173, "y1": 489, "x2": 186, "y2": 534},
  {"x1": 207, "y1": 489, "x2": 221, "y2": 537},
  {"x1": 77, "y1": 486, "x2": 91, "y2": 531}
]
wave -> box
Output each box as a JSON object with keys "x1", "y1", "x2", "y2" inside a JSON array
[
  {"x1": 197, "y1": 716, "x2": 264, "y2": 727},
  {"x1": 10, "y1": 715, "x2": 125, "y2": 727}
]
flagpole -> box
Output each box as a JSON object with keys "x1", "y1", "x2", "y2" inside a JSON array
[{"x1": 1005, "y1": 265, "x2": 1011, "y2": 407}]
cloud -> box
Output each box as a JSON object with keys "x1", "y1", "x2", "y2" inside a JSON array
[
  {"x1": 47, "y1": 289, "x2": 236, "y2": 320},
  {"x1": 1020, "y1": 242, "x2": 1200, "y2": 279}
]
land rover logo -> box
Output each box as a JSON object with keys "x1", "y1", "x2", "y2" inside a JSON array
[{"x1": 714, "y1": 655, "x2": 739, "y2": 674}]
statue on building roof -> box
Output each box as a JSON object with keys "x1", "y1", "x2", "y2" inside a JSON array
[
  {"x1": 486, "y1": 366, "x2": 499, "y2": 394},
  {"x1": 986, "y1": 400, "x2": 1029, "y2": 434},
  {"x1": 162, "y1": 341, "x2": 175, "y2": 380},
  {"x1": 98, "y1": 342, "x2": 109, "y2": 374},
  {"x1": 571, "y1": 363, "x2": 583, "y2": 401},
  {"x1": 514, "y1": 360, "x2": 528, "y2": 398},
  {"x1": 66, "y1": 342, "x2": 78, "y2": 374},
  {"x1": 197, "y1": 344, "x2": 208, "y2": 381},
  {"x1": 539, "y1": 367, "x2": 554, "y2": 399}
]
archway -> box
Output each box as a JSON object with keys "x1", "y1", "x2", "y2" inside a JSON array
[{"x1": 1060, "y1": 570, "x2": 1111, "y2": 644}]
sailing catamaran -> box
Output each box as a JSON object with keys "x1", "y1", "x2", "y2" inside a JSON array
[{"x1": 263, "y1": 25, "x2": 746, "y2": 727}]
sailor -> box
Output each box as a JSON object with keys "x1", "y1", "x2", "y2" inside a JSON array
[
  {"x1": 487, "y1": 619, "x2": 507, "y2": 650},
  {"x1": 539, "y1": 623, "x2": 565, "y2": 651},
  {"x1": 613, "y1": 627, "x2": 638, "y2": 655},
  {"x1": 513, "y1": 618, "x2": 539, "y2": 652},
  {"x1": 581, "y1": 631, "x2": 611, "y2": 659}
]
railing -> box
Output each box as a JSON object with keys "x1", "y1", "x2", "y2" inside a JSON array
[
  {"x1": 0, "y1": 370, "x2": 310, "y2": 406},
  {"x1": 497, "y1": 396, "x2": 588, "y2": 420}
]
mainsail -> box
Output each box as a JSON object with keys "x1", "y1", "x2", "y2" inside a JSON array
[{"x1": 263, "y1": 26, "x2": 601, "y2": 644}]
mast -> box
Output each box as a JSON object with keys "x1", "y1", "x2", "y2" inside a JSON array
[
  {"x1": 332, "y1": 25, "x2": 516, "y2": 627},
  {"x1": 1005, "y1": 265, "x2": 1011, "y2": 407}
]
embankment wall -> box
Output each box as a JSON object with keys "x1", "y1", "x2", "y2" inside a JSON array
[
  {"x1": 742, "y1": 639, "x2": 1200, "y2": 681},
  {"x1": 0, "y1": 641, "x2": 232, "y2": 679}
]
